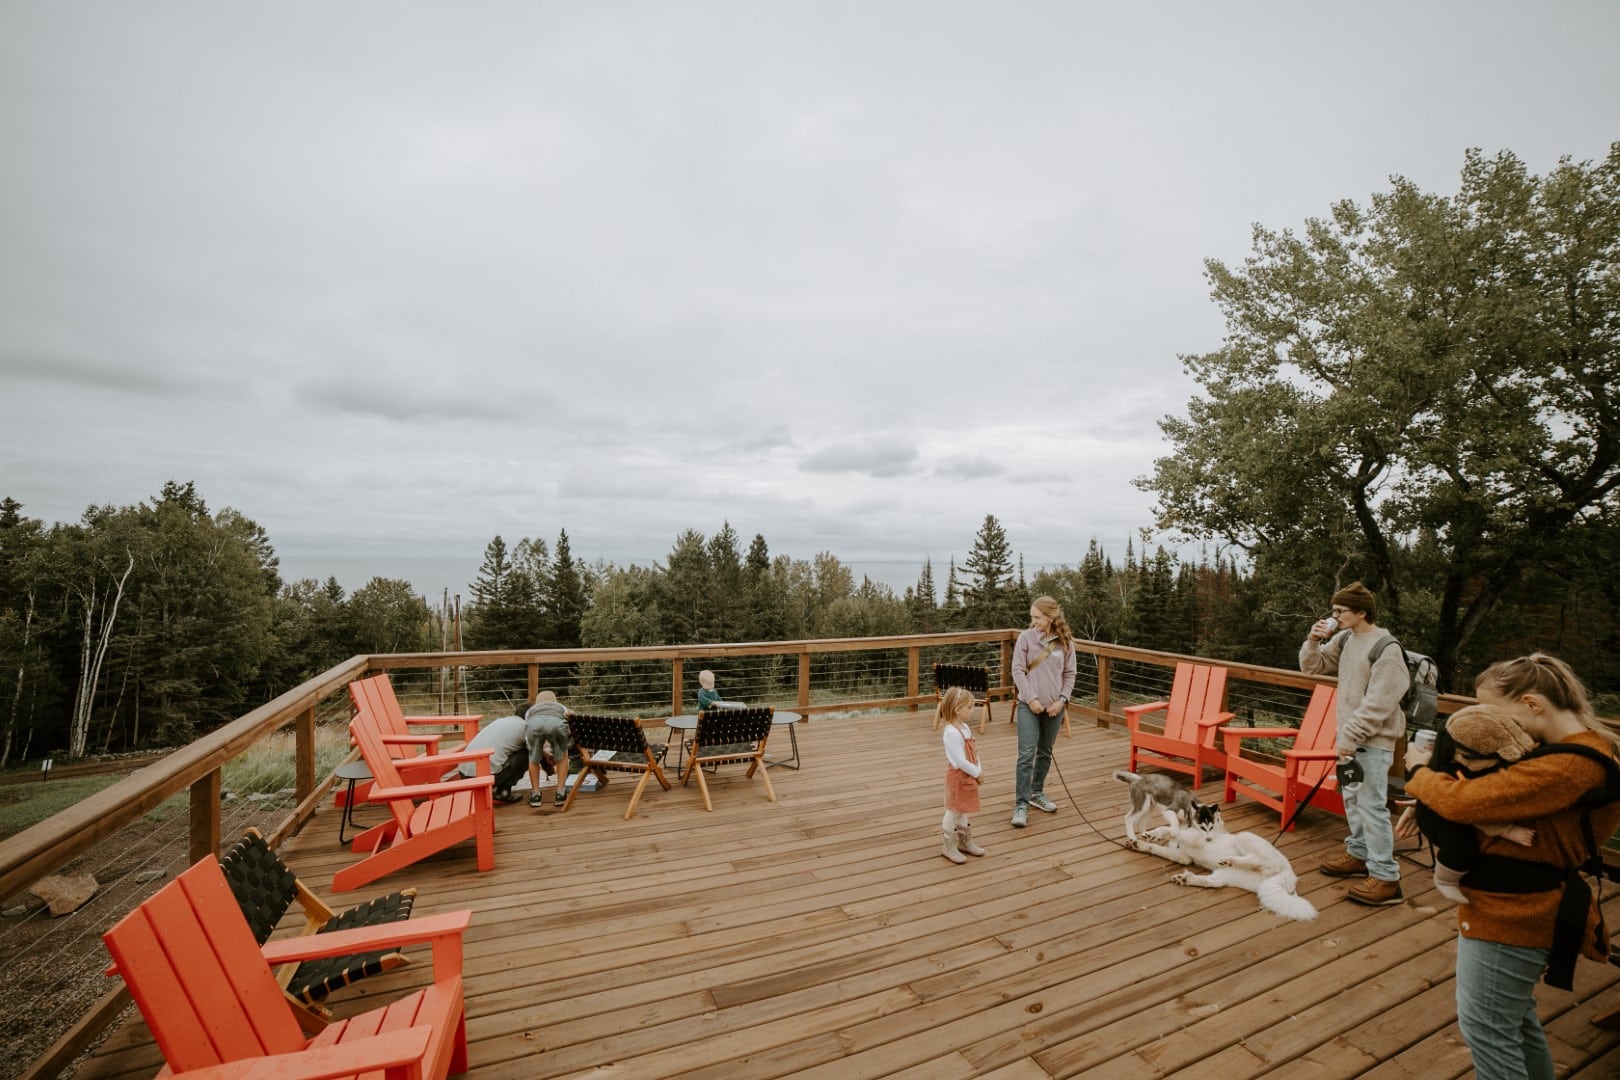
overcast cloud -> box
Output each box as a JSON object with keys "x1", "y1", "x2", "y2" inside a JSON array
[{"x1": 3, "y1": 1, "x2": 1618, "y2": 596}]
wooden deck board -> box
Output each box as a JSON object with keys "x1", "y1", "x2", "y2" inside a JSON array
[{"x1": 69, "y1": 712, "x2": 1620, "y2": 1079}]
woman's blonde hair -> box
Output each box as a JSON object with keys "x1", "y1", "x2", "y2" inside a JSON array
[
  {"x1": 1031, "y1": 595, "x2": 1074, "y2": 652},
  {"x1": 934, "y1": 686, "x2": 975, "y2": 731},
  {"x1": 1475, "y1": 652, "x2": 1620, "y2": 754}
]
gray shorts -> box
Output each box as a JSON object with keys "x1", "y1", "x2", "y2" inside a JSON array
[{"x1": 525, "y1": 714, "x2": 571, "y2": 765}]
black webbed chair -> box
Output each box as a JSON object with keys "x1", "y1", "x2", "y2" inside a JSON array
[
  {"x1": 561, "y1": 712, "x2": 672, "y2": 819},
  {"x1": 682, "y1": 706, "x2": 777, "y2": 811},
  {"x1": 219, "y1": 827, "x2": 417, "y2": 1032}
]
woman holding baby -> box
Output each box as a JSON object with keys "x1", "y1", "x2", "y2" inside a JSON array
[{"x1": 1405, "y1": 653, "x2": 1620, "y2": 1080}]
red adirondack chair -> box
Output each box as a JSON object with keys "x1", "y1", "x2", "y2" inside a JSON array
[
  {"x1": 1220, "y1": 684, "x2": 1342, "y2": 830},
  {"x1": 337, "y1": 706, "x2": 496, "y2": 892},
  {"x1": 339, "y1": 675, "x2": 483, "y2": 807},
  {"x1": 349, "y1": 673, "x2": 481, "y2": 756},
  {"x1": 1123, "y1": 662, "x2": 1233, "y2": 785},
  {"x1": 104, "y1": 853, "x2": 472, "y2": 1080}
]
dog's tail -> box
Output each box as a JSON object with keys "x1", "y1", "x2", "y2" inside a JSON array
[
  {"x1": 1112, "y1": 770, "x2": 1139, "y2": 784},
  {"x1": 1257, "y1": 872, "x2": 1317, "y2": 921}
]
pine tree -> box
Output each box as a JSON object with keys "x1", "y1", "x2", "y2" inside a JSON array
[
  {"x1": 548, "y1": 529, "x2": 587, "y2": 648},
  {"x1": 908, "y1": 559, "x2": 939, "y2": 632},
  {"x1": 961, "y1": 514, "x2": 1014, "y2": 628}
]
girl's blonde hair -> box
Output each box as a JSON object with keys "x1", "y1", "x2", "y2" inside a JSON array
[
  {"x1": 934, "y1": 685, "x2": 975, "y2": 731},
  {"x1": 1032, "y1": 595, "x2": 1074, "y2": 652},
  {"x1": 1474, "y1": 652, "x2": 1620, "y2": 754}
]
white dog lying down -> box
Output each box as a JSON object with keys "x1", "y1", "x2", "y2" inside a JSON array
[{"x1": 1125, "y1": 801, "x2": 1317, "y2": 921}]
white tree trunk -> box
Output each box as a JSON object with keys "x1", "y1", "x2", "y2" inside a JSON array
[{"x1": 68, "y1": 552, "x2": 133, "y2": 758}]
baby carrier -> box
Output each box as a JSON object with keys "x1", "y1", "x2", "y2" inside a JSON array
[{"x1": 1456, "y1": 743, "x2": 1620, "y2": 990}]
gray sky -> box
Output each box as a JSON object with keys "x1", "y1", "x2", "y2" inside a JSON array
[{"x1": 4, "y1": 1, "x2": 1618, "y2": 595}]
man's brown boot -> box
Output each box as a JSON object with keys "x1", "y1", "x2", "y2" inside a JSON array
[
  {"x1": 1319, "y1": 853, "x2": 1368, "y2": 878},
  {"x1": 1346, "y1": 876, "x2": 1404, "y2": 906}
]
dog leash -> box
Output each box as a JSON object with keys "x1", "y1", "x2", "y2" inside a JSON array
[
  {"x1": 1047, "y1": 753, "x2": 1134, "y2": 850},
  {"x1": 1276, "y1": 765, "x2": 1334, "y2": 837}
]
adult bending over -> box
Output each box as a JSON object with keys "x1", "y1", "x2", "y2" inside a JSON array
[
  {"x1": 1405, "y1": 653, "x2": 1620, "y2": 1080},
  {"x1": 1010, "y1": 595, "x2": 1076, "y2": 829}
]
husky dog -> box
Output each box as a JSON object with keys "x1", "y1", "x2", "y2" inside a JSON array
[
  {"x1": 1131, "y1": 802, "x2": 1318, "y2": 921},
  {"x1": 1113, "y1": 769, "x2": 1198, "y2": 843}
]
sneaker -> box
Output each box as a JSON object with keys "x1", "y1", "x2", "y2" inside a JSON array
[
  {"x1": 1011, "y1": 805, "x2": 1028, "y2": 828},
  {"x1": 1346, "y1": 876, "x2": 1404, "y2": 907},
  {"x1": 1029, "y1": 793, "x2": 1058, "y2": 814},
  {"x1": 528, "y1": 792, "x2": 545, "y2": 808},
  {"x1": 553, "y1": 791, "x2": 568, "y2": 806},
  {"x1": 1319, "y1": 853, "x2": 1368, "y2": 878},
  {"x1": 493, "y1": 787, "x2": 522, "y2": 805}
]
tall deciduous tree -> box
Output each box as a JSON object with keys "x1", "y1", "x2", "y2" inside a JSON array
[{"x1": 1141, "y1": 146, "x2": 1620, "y2": 685}]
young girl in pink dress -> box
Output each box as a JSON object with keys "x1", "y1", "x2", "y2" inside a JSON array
[{"x1": 939, "y1": 686, "x2": 987, "y2": 863}]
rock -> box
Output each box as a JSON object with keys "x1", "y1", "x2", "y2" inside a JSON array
[
  {"x1": 29, "y1": 873, "x2": 99, "y2": 917},
  {"x1": 133, "y1": 869, "x2": 166, "y2": 884}
]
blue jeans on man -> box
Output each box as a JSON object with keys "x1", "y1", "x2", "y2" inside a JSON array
[
  {"x1": 1341, "y1": 745, "x2": 1398, "y2": 881},
  {"x1": 1014, "y1": 702, "x2": 1062, "y2": 808}
]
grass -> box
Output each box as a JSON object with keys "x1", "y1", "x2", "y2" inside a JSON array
[
  {"x1": 0, "y1": 775, "x2": 126, "y2": 838},
  {"x1": 0, "y1": 724, "x2": 354, "y2": 840}
]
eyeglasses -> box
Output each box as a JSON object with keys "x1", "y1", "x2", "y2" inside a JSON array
[{"x1": 1330, "y1": 606, "x2": 1351, "y2": 616}]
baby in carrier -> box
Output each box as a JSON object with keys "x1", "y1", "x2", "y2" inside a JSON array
[{"x1": 1409, "y1": 703, "x2": 1538, "y2": 902}]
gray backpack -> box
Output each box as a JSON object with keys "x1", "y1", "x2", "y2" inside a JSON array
[{"x1": 1369, "y1": 634, "x2": 1439, "y2": 729}]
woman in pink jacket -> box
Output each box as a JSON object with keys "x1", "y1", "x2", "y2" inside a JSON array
[{"x1": 1010, "y1": 595, "x2": 1076, "y2": 829}]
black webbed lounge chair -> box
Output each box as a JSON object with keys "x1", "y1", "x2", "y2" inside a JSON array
[
  {"x1": 218, "y1": 827, "x2": 417, "y2": 1031},
  {"x1": 561, "y1": 712, "x2": 672, "y2": 819},
  {"x1": 681, "y1": 706, "x2": 777, "y2": 811}
]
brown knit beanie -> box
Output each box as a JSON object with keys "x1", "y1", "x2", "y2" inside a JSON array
[{"x1": 1331, "y1": 581, "x2": 1377, "y2": 620}]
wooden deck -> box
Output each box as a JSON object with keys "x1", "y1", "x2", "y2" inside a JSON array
[{"x1": 73, "y1": 712, "x2": 1620, "y2": 1079}]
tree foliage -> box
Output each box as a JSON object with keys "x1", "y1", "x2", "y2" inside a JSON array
[{"x1": 1141, "y1": 146, "x2": 1620, "y2": 686}]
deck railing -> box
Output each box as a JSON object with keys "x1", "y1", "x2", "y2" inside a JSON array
[{"x1": 1, "y1": 631, "x2": 1475, "y2": 1080}]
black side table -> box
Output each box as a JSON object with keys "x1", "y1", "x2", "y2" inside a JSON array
[{"x1": 335, "y1": 759, "x2": 375, "y2": 846}]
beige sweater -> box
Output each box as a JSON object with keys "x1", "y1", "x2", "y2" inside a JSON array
[{"x1": 1299, "y1": 627, "x2": 1410, "y2": 753}]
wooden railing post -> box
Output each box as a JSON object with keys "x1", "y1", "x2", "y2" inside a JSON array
[
  {"x1": 906, "y1": 647, "x2": 920, "y2": 712},
  {"x1": 797, "y1": 651, "x2": 811, "y2": 709},
  {"x1": 189, "y1": 768, "x2": 221, "y2": 865},
  {"x1": 294, "y1": 705, "x2": 316, "y2": 802},
  {"x1": 1096, "y1": 656, "x2": 1113, "y2": 727},
  {"x1": 672, "y1": 658, "x2": 685, "y2": 717},
  {"x1": 528, "y1": 663, "x2": 540, "y2": 703}
]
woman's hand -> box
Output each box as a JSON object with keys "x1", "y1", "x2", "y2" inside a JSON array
[
  {"x1": 1405, "y1": 743, "x2": 1434, "y2": 772},
  {"x1": 1394, "y1": 804, "x2": 1418, "y2": 839},
  {"x1": 1028, "y1": 698, "x2": 1044, "y2": 714},
  {"x1": 1046, "y1": 700, "x2": 1065, "y2": 718}
]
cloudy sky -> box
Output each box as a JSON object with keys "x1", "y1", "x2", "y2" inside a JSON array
[{"x1": 3, "y1": 2, "x2": 1618, "y2": 597}]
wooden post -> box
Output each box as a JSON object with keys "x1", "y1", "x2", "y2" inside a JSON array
[
  {"x1": 294, "y1": 705, "x2": 316, "y2": 802},
  {"x1": 189, "y1": 768, "x2": 221, "y2": 865},
  {"x1": 797, "y1": 651, "x2": 811, "y2": 709},
  {"x1": 671, "y1": 658, "x2": 684, "y2": 717},
  {"x1": 906, "y1": 647, "x2": 920, "y2": 712},
  {"x1": 999, "y1": 639, "x2": 1013, "y2": 695},
  {"x1": 1096, "y1": 656, "x2": 1113, "y2": 728},
  {"x1": 528, "y1": 663, "x2": 540, "y2": 703}
]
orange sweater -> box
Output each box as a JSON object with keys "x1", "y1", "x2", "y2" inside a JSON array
[{"x1": 1406, "y1": 731, "x2": 1620, "y2": 956}]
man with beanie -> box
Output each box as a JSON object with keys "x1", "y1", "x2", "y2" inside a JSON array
[{"x1": 1300, "y1": 581, "x2": 1409, "y2": 906}]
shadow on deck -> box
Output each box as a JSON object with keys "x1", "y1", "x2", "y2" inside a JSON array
[{"x1": 73, "y1": 712, "x2": 1620, "y2": 1079}]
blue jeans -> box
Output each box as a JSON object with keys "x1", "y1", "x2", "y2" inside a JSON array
[
  {"x1": 1341, "y1": 745, "x2": 1398, "y2": 882},
  {"x1": 1014, "y1": 703, "x2": 1061, "y2": 808},
  {"x1": 1455, "y1": 935, "x2": 1554, "y2": 1080}
]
